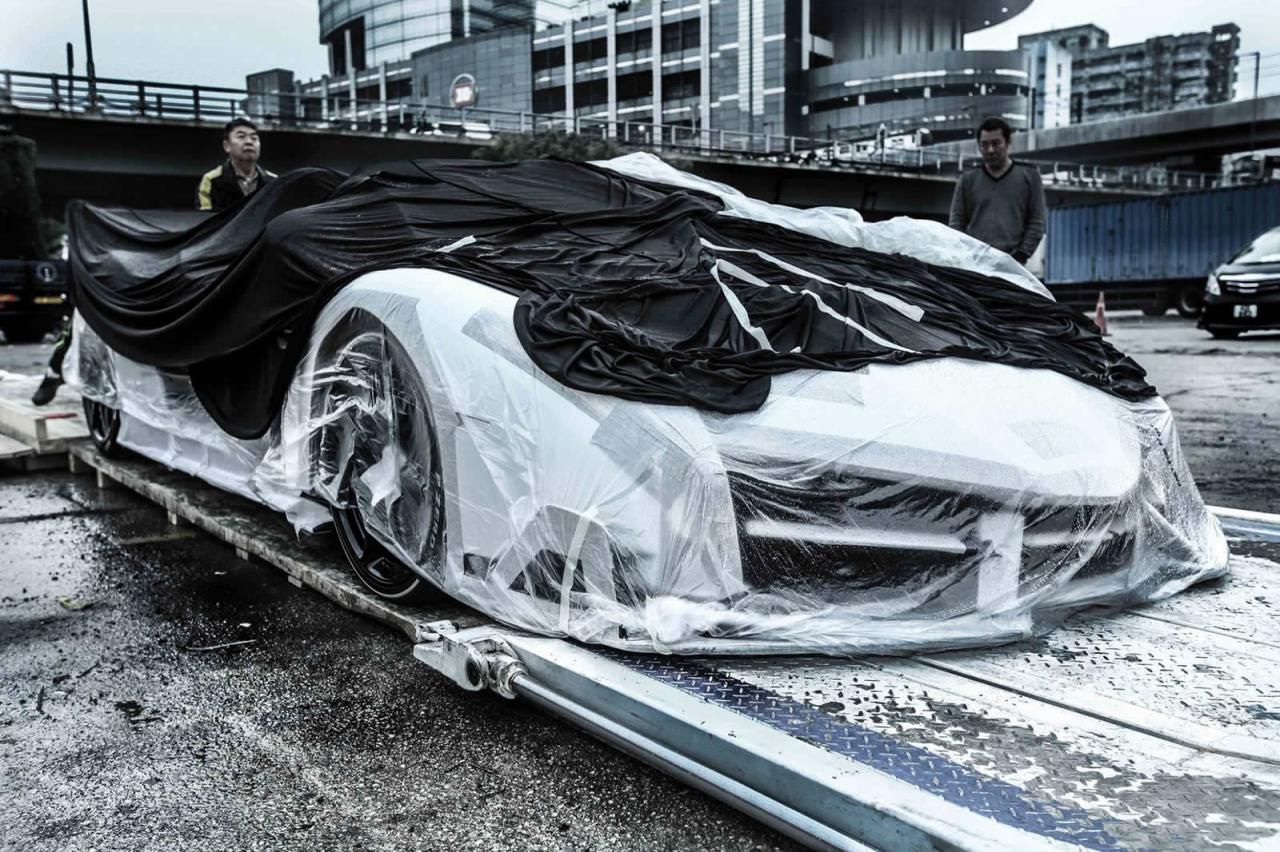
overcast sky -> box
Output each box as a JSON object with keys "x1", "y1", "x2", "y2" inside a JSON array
[{"x1": 1, "y1": 1, "x2": 1278, "y2": 94}]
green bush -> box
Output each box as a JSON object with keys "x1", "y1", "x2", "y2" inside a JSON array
[
  {"x1": 477, "y1": 130, "x2": 630, "y2": 163},
  {"x1": 41, "y1": 217, "x2": 66, "y2": 259},
  {"x1": 0, "y1": 129, "x2": 47, "y2": 260}
]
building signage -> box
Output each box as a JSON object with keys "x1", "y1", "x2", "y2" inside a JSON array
[{"x1": 450, "y1": 73, "x2": 477, "y2": 109}]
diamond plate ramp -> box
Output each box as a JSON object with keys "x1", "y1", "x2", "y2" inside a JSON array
[
  {"x1": 922, "y1": 563, "x2": 1280, "y2": 766},
  {"x1": 703, "y1": 652, "x2": 1280, "y2": 850},
  {"x1": 1139, "y1": 554, "x2": 1280, "y2": 648}
]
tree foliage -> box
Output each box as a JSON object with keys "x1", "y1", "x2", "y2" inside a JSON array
[
  {"x1": 477, "y1": 130, "x2": 630, "y2": 163},
  {"x1": 0, "y1": 129, "x2": 47, "y2": 260}
]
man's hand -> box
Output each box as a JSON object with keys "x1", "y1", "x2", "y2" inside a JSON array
[{"x1": 1011, "y1": 250, "x2": 1030, "y2": 265}]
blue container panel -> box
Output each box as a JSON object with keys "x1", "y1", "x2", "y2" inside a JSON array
[{"x1": 1045, "y1": 183, "x2": 1280, "y2": 285}]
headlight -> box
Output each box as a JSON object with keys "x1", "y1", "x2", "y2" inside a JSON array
[{"x1": 1206, "y1": 273, "x2": 1221, "y2": 296}]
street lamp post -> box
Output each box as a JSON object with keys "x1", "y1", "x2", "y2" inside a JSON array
[
  {"x1": 1249, "y1": 51, "x2": 1261, "y2": 154},
  {"x1": 65, "y1": 42, "x2": 74, "y2": 108},
  {"x1": 81, "y1": 0, "x2": 97, "y2": 110}
]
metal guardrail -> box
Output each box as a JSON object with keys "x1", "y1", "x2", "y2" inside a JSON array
[{"x1": 0, "y1": 68, "x2": 1233, "y2": 193}]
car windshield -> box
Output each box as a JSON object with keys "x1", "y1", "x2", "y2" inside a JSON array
[{"x1": 1234, "y1": 228, "x2": 1280, "y2": 264}]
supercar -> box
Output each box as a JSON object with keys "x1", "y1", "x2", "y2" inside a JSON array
[{"x1": 64, "y1": 155, "x2": 1228, "y2": 655}]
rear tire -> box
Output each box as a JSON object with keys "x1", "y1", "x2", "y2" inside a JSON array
[
  {"x1": 319, "y1": 318, "x2": 444, "y2": 605},
  {"x1": 1, "y1": 320, "x2": 52, "y2": 344},
  {"x1": 1141, "y1": 288, "x2": 1170, "y2": 317},
  {"x1": 82, "y1": 398, "x2": 122, "y2": 457},
  {"x1": 1175, "y1": 284, "x2": 1203, "y2": 319}
]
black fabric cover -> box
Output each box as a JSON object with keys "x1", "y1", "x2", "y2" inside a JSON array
[{"x1": 67, "y1": 159, "x2": 1154, "y2": 439}]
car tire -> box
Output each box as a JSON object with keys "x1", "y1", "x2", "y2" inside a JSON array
[
  {"x1": 82, "y1": 398, "x2": 123, "y2": 457},
  {"x1": 1175, "y1": 284, "x2": 1203, "y2": 319},
  {"x1": 1207, "y1": 327, "x2": 1240, "y2": 340},
  {"x1": 318, "y1": 316, "x2": 445, "y2": 605},
  {"x1": 0, "y1": 320, "x2": 52, "y2": 344},
  {"x1": 1141, "y1": 291, "x2": 1172, "y2": 318}
]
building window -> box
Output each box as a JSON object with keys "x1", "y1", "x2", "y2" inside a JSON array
[
  {"x1": 616, "y1": 27, "x2": 653, "y2": 56},
  {"x1": 533, "y1": 47, "x2": 564, "y2": 72},
  {"x1": 533, "y1": 86, "x2": 566, "y2": 113},
  {"x1": 574, "y1": 36, "x2": 607, "y2": 65},
  {"x1": 387, "y1": 78, "x2": 411, "y2": 100},
  {"x1": 662, "y1": 69, "x2": 700, "y2": 100},
  {"x1": 574, "y1": 77, "x2": 609, "y2": 108},
  {"x1": 616, "y1": 70, "x2": 653, "y2": 102},
  {"x1": 661, "y1": 19, "x2": 700, "y2": 54}
]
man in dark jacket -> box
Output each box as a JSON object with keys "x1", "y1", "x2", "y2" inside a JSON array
[
  {"x1": 948, "y1": 116, "x2": 1046, "y2": 265},
  {"x1": 34, "y1": 119, "x2": 275, "y2": 405},
  {"x1": 197, "y1": 118, "x2": 276, "y2": 211}
]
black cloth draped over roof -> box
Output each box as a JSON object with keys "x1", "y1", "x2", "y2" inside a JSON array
[{"x1": 67, "y1": 159, "x2": 1155, "y2": 439}]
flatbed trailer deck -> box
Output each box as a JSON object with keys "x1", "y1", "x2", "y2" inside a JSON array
[{"x1": 65, "y1": 439, "x2": 1280, "y2": 850}]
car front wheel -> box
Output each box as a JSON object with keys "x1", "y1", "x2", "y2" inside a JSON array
[{"x1": 317, "y1": 317, "x2": 445, "y2": 604}]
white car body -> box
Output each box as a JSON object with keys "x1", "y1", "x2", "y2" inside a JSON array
[{"x1": 65, "y1": 156, "x2": 1227, "y2": 655}]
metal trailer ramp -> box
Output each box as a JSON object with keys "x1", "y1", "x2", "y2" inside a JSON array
[{"x1": 65, "y1": 441, "x2": 1280, "y2": 850}]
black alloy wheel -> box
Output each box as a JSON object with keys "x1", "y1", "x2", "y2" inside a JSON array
[
  {"x1": 324, "y1": 325, "x2": 444, "y2": 604},
  {"x1": 332, "y1": 496, "x2": 434, "y2": 601},
  {"x1": 82, "y1": 397, "x2": 122, "y2": 457}
]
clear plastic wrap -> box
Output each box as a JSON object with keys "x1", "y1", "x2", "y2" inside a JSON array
[{"x1": 66, "y1": 156, "x2": 1229, "y2": 656}]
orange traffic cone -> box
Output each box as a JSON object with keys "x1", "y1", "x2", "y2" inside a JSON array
[{"x1": 1094, "y1": 290, "x2": 1109, "y2": 336}]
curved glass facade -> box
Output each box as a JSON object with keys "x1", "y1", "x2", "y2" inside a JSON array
[
  {"x1": 319, "y1": 0, "x2": 534, "y2": 73},
  {"x1": 806, "y1": 49, "x2": 1032, "y2": 141}
]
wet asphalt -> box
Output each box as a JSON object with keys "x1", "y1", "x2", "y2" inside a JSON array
[
  {"x1": 0, "y1": 473, "x2": 800, "y2": 852},
  {"x1": 1105, "y1": 316, "x2": 1279, "y2": 514},
  {"x1": 1, "y1": 315, "x2": 1277, "y2": 851}
]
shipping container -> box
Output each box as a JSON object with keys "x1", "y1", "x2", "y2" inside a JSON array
[{"x1": 1044, "y1": 182, "x2": 1280, "y2": 316}]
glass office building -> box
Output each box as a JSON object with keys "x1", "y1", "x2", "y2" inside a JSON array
[
  {"x1": 319, "y1": 0, "x2": 536, "y2": 74},
  {"x1": 298, "y1": 0, "x2": 1036, "y2": 144},
  {"x1": 512, "y1": 0, "x2": 1035, "y2": 142}
]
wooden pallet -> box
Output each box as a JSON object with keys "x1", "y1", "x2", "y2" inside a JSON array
[{"x1": 0, "y1": 373, "x2": 87, "y2": 456}]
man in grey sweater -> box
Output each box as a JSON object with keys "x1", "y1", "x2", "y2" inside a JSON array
[{"x1": 948, "y1": 117, "x2": 1046, "y2": 265}]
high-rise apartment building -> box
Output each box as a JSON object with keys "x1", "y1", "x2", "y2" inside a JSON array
[
  {"x1": 1018, "y1": 23, "x2": 1240, "y2": 125},
  {"x1": 1024, "y1": 39, "x2": 1072, "y2": 129}
]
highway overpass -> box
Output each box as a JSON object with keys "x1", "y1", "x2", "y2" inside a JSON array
[
  {"x1": 1, "y1": 64, "x2": 1204, "y2": 222},
  {"x1": 1, "y1": 106, "x2": 1186, "y2": 224},
  {"x1": 928, "y1": 95, "x2": 1280, "y2": 168}
]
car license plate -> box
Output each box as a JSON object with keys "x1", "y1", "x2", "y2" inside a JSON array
[{"x1": 1233, "y1": 304, "x2": 1258, "y2": 318}]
